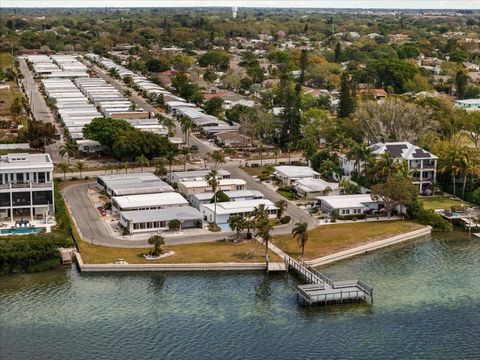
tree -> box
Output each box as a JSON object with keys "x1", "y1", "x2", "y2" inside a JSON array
[
  {"x1": 369, "y1": 59, "x2": 418, "y2": 93},
  {"x1": 156, "y1": 114, "x2": 176, "y2": 137},
  {"x1": 9, "y1": 97, "x2": 23, "y2": 117},
  {"x1": 198, "y1": 49, "x2": 231, "y2": 71},
  {"x1": 347, "y1": 143, "x2": 373, "y2": 175},
  {"x1": 148, "y1": 235, "x2": 165, "y2": 256},
  {"x1": 180, "y1": 146, "x2": 192, "y2": 171},
  {"x1": 123, "y1": 89, "x2": 132, "y2": 98},
  {"x1": 253, "y1": 204, "x2": 273, "y2": 257},
  {"x1": 292, "y1": 222, "x2": 309, "y2": 257},
  {"x1": 135, "y1": 154, "x2": 149, "y2": 172},
  {"x1": 83, "y1": 117, "x2": 133, "y2": 150},
  {"x1": 205, "y1": 169, "x2": 220, "y2": 225},
  {"x1": 354, "y1": 98, "x2": 436, "y2": 143},
  {"x1": 208, "y1": 150, "x2": 226, "y2": 169},
  {"x1": 334, "y1": 42, "x2": 342, "y2": 62},
  {"x1": 212, "y1": 190, "x2": 230, "y2": 203},
  {"x1": 203, "y1": 97, "x2": 224, "y2": 117},
  {"x1": 28, "y1": 121, "x2": 55, "y2": 150},
  {"x1": 228, "y1": 215, "x2": 246, "y2": 241},
  {"x1": 371, "y1": 176, "x2": 418, "y2": 217},
  {"x1": 154, "y1": 159, "x2": 167, "y2": 178},
  {"x1": 75, "y1": 161, "x2": 86, "y2": 179},
  {"x1": 337, "y1": 72, "x2": 356, "y2": 118},
  {"x1": 112, "y1": 129, "x2": 174, "y2": 161},
  {"x1": 108, "y1": 67, "x2": 119, "y2": 78},
  {"x1": 180, "y1": 117, "x2": 194, "y2": 146},
  {"x1": 275, "y1": 199, "x2": 288, "y2": 219},
  {"x1": 57, "y1": 162, "x2": 71, "y2": 181},
  {"x1": 168, "y1": 219, "x2": 181, "y2": 232},
  {"x1": 455, "y1": 71, "x2": 469, "y2": 99},
  {"x1": 59, "y1": 140, "x2": 78, "y2": 164}
]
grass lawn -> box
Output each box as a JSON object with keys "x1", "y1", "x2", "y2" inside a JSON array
[
  {"x1": 421, "y1": 196, "x2": 468, "y2": 210},
  {"x1": 241, "y1": 166, "x2": 269, "y2": 176},
  {"x1": 274, "y1": 221, "x2": 425, "y2": 260},
  {"x1": 77, "y1": 239, "x2": 281, "y2": 264},
  {"x1": 277, "y1": 190, "x2": 298, "y2": 201}
]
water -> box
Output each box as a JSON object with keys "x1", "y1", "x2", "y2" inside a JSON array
[
  {"x1": 0, "y1": 227, "x2": 45, "y2": 235},
  {"x1": 1, "y1": 231, "x2": 479, "y2": 360}
]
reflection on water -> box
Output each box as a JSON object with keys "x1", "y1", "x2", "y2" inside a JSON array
[{"x1": 1, "y1": 231, "x2": 479, "y2": 360}]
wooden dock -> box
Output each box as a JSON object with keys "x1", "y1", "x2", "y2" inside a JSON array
[{"x1": 285, "y1": 257, "x2": 373, "y2": 306}]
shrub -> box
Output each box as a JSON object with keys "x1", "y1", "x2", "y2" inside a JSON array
[
  {"x1": 280, "y1": 216, "x2": 291, "y2": 224},
  {"x1": 208, "y1": 223, "x2": 221, "y2": 232},
  {"x1": 407, "y1": 199, "x2": 452, "y2": 231},
  {"x1": 336, "y1": 214, "x2": 367, "y2": 221}
]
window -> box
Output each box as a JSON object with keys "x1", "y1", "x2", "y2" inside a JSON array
[
  {"x1": 12, "y1": 192, "x2": 30, "y2": 206},
  {"x1": 33, "y1": 191, "x2": 53, "y2": 205},
  {"x1": 0, "y1": 193, "x2": 10, "y2": 207}
]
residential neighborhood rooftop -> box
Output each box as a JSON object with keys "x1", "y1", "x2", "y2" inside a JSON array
[
  {"x1": 112, "y1": 192, "x2": 188, "y2": 209},
  {"x1": 316, "y1": 194, "x2": 378, "y2": 209},
  {"x1": 369, "y1": 142, "x2": 438, "y2": 160},
  {"x1": 120, "y1": 206, "x2": 202, "y2": 223}
]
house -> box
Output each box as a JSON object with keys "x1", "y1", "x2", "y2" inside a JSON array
[
  {"x1": 467, "y1": 72, "x2": 480, "y2": 84},
  {"x1": 200, "y1": 199, "x2": 278, "y2": 224},
  {"x1": 315, "y1": 194, "x2": 383, "y2": 216},
  {"x1": 111, "y1": 192, "x2": 188, "y2": 212},
  {"x1": 455, "y1": 99, "x2": 480, "y2": 111},
  {"x1": 294, "y1": 178, "x2": 342, "y2": 200},
  {"x1": 96, "y1": 173, "x2": 174, "y2": 197},
  {"x1": 0, "y1": 153, "x2": 54, "y2": 222},
  {"x1": 177, "y1": 179, "x2": 246, "y2": 196},
  {"x1": 189, "y1": 190, "x2": 264, "y2": 210},
  {"x1": 167, "y1": 170, "x2": 231, "y2": 184},
  {"x1": 119, "y1": 206, "x2": 202, "y2": 234},
  {"x1": 215, "y1": 131, "x2": 252, "y2": 148},
  {"x1": 358, "y1": 88, "x2": 388, "y2": 102},
  {"x1": 274, "y1": 166, "x2": 320, "y2": 185}
]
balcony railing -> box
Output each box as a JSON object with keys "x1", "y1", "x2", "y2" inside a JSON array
[{"x1": 0, "y1": 182, "x2": 53, "y2": 189}]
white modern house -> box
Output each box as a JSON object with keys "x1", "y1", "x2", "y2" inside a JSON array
[
  {"x1": 96, "y1": 173, "x2": 173, "y2": 196},
  {"x1": 294, "y1": 178, "x2": 342, "y2": 199},
  {"x1": 455, "y1": 99, "x2": 480, "y2": 111},
  {"x1": 177, "y1": 179, "x2": 246, "y2": 196},
  {"x1": 119, "y1": 206, "x2": 203, "y2": 234},
  {"x1": 111, "y1": 192, "x2": 188, "y2": 212},
  {"x1": 340, "y1": 142, "x2": 438, "y2": 194},
  {"x1": 0, "y1": 153, "x2": 55, "y2": 222},
  {"x1": 189, "y1": 190, "x2": 264, "y2": 210},
  {"x1": 274, "y1": 166, "x2": 321, "y2": 185},
  {"x1": 200, "y1": 199, "x2": 278, "y2": 224},
  {"x1": 315, "y1": 194, "x2": 383, "y2": 216},
  {"x1": 167, "y1": 169, "x2": 231, "y2": 184}
]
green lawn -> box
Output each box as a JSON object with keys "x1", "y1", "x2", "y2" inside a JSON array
[
  {"x1": 77, "y1": 239, "x2": 281, "y2": 264},
  {"x1": 277, "y1": 190, "x2": 298, "y2": 201},
  {"x1": 420, "y1": 197, "x2": 469, "y2": 211},
  {"x1": 274, "y1": 221, "x2": 424, "y2": 260}
]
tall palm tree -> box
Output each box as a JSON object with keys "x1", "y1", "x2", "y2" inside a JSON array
[
  {"x1": 123, "y1": 89, "x2": 132, "y2": 98},
  {"x1": 458, "y1": 148, "x2": 479, "y2": 198},
  {"x1": 57, "y1": 162, "x2": 71, "y2": 180},
  {"x1": 272, "y1": 148, "x2": 280, "y2": 165},
  {"x1": 347, "y1": 143, "x2": 373, "y2": 175},
  {"x1": 253, "y1": 207, "x2": 273, "y2": 257},
  {"x1": 165, "y1": 148, "x2": 179, "y2": 174},
  {"x1": 108, "y1": 67, "x2": 119, "y2": 78},
  {"x1": 180, "y1": 117, "x2": 194, "y2": 146},
  {"x1": 148, "y1": 235, "x2": 165, "y2": 256},
  {"x1": 205, "y1": 169, "x2": 220, "y2": 225},
  {"x1": 75, "y1": 161, "x2": 86, "y2": 179},
  {"x1": 228, "y1": 215, "x2": 246, "y2": 241},
  {"x1": 157, "y1": 114, "x2": 176, "y2": 137},
  {"x1": 180, "y1": 147, "x2": 192, "y2": 171},
  {"x1": 208, "y1": 150, "x2": 226, "y2": 169},
  {"x1": 274, "y1": 199, "x2": 288, "y2": 219},
  {"x1": 135, "y1": 154, "x2": 149, "y2": 172},
  {"x1": 59, "y1": 141, "x2": 78, "y2": 164},
  {"x1": 292, "y1": 222, "x2": 309, "y2": 258}
]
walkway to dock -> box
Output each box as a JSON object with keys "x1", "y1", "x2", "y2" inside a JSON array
[{"x1": 261, "y1": 240, "x2": 373, "y2": 306}]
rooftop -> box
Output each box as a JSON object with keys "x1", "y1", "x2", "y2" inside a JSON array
[
  {"x1": 120, "y1": 206, "x2": 202, "y2": 223},
  {"x1": 295, "y1": 178, "x2": 340, "y2": 193},
  {"x1": 274, "y1": 166, "x2": 320, "y2": 178},
  {"x1": 192, "y1": 190, "x2": 264, "y2": 201},
  {"x1": 112, "y1": 192, "x2": 188, "y2": 209},
  {"x1": 0, "y1": 153, "x2": 53, "y2": 171},
  {"x1": 316, "y1": 194, "x2": 378, "y2": 209},
  {"x1": 201, "y1": 199, "x2": 277, "y2": 215},
  {"x1": 170, "y1": 169, "x2": 231, "y2": 180},
  {"x1": 369, "y1": 142, "x2": 438, "y2": 160},
  {"x1": 179, "y1": 178, "x2": 246, "y2": 188},
  {"x1": 98, "y1": 172, "x2": 173, "y2": 196}
]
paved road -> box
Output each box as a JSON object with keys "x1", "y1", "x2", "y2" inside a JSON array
[{"x1": 84, "y1": 59, "x2": 215, "y2": 158}]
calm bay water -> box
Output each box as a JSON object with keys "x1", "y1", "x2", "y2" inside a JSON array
[{"x1": 1, "y1": 231, "x2": 480, "y2": 360}]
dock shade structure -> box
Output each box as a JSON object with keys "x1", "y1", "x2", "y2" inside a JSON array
[
  {"x1": 315, "y1": 194, "x2": 384, "y2": 216},
  {"x1": 167, "y1": 169, "x2": 231, "y2": 184},
  {"x1": 189, "y1": 189, "x2": 264, "y2": 210},
  {"x1": 119, "y1": 206, "x2": 203, "y2": 233},
  {"x1": 200, "y1": 199, "x2": 278, "y2": 224},
  {"x1": 112, "y1": 192, "x2": 188, "y2": 212},
  {"x1": 274, "y1": 166, "x2": 321, "y2": 185},
  {"x1": 96, "y1": 172, "x2": 174, "y2": 197},
  {"x1": 177, "y1": 179, "x2": 246, "y2": 196}
]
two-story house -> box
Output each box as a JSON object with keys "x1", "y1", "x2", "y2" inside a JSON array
[{"x1": 0, "y1": 153, "x2": 55, "y2": 222}]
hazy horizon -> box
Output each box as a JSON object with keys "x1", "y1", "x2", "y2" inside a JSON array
[{"x1": 2, "y1": 0, "x2": 480, "y2": 10}]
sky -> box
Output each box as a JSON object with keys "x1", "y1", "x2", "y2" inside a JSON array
[{"x1": 2, "y1": 0, "x2": 480, "y2": 9}]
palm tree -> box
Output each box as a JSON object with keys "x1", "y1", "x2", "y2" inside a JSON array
[
  {"x1": 253, "y1": 208, "x2": 273, "y2": 257},
  {"x1": 129, "y1": 103, "x2": 138, "y2": 112},
  {"x1": 228, "y1": 215, "x2": 246, "y2": 241},
  {"x1": 57, "y1": 162, "x2": 71, "y2": 180},
  {"x1": 148, "y1": 235, "x2": 165, "y2": 256},
  {"x1": 272, "y1": 148, "x2": 280, "y2": 165},
  {"x1": 458, "y1": 148, "x2": 479, "y2": 198},
  {"x1": 123, "y1": 89, "x2": 132, "y2": 98},
  {"x1": 154, "y1": 159, "x2": 168, "y2": 178},
  {"x1": 157, "y1": 114, "x2": 176, "y2": 137},
  {"x1": 135, "y1": 154, "x2": 149, "y2": 172},
  {"x1": 59, "y1": 141, "x2": 78, "y2": 164},
  {"x1": 208, "y1": 150, "x2": 226, "y2": 169},
  {"x1": 258, "y1": 145, "x2": 265, "y2": 166},
  {"x1": 180, "y1": 147, "x2": 192, "y2": 171},
  {"x1": 165, "y1": 148, "x2": 179, "y2": 174},
  {"x1": 244, "y1": 216, "x2": 255, "y2": 239},
  {"x1": 180, "y1": 117, "x2": 194, "y2": 146},
  {"x1": 123, "y1": 162, "x2": 129, "y2": 174},
  {"x1": 292, "y1": 222, "x2": 309, "y2": 257},
  {"x1": 168, "y1": 219, "x2": 181, "y2": 232},
  {"x1": 274, "y1": 199, "x2": 288, "y2": 219},
  {"x1": 75, "y1": 161, "x2": 86, "y2": 179},
  {"x1": 108, "y1": 67, "x2": 119, "y2": 78},
  {"x1": 205, "y1": 169, "x2": 220, "y2": 225},
  {"x1": 347, "y1": 143, "x2": 372, "y2": 175}
]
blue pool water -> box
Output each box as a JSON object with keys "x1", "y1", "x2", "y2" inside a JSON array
[{"x1": 0, "y1": 227, "x2": 45, "y2": 235}]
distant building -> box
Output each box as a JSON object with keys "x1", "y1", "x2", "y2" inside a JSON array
[
  {"x1": 456, "y1": 99, "x2": 480, "y2": 111},
  {"x1": 177, "y1": 179, "x2": 246, "y2": 196},
  {"x1": 189, "y1": 189, "x2": 264, "y2": 210},
  {"x1": 96, "y1": 173, "x2": 173, "y2": 197},
  {"x1": 274, "y1": 166, "x2": 320, "y2": 185},
  {"x1": 200, "y1": 199, "x2": 277, "y2": 224},
  {"x1": 111, "y1": 192, "x2": 188, "y2": 212},
  {"x1": 167, "y1": 170, "x2": 231, "y2": 184},
  {"x1": 295, "y1": 178, "x2": 342, "y2": 200},
  {"x1": 0, "y1": 153, "x2": 54, "y2": 222},
  {"x1": 316, "y1": 194, "x2": 383, "y2": 216}
]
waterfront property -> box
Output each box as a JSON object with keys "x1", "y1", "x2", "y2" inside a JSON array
[
  {"x1": 189, "y1": 189, "x2": 264, "y2": 210},
  {"x1": 315, "y1": 194, "x2": 383, "y2": 216},
  {"x1": 0, "y1": 153, "x2": 55, "y2": 223},
  {"x1": 167, "y1": 169, "x2": 231, "y2": 184},
  {"x1": 455, "y1": 98, "x2": 480, "y2": 111},
  {"x1": 111, "y1": 192, "x2": 188, "y2": 212},
  {"x1": 274, "y1": 166, "x2": 321, "y2": 185},
  {"x1": 294, "y1": 178, "x2": 342, "y2": 199},
  {"x1": 200, "y1": 199, "x2": 277, "y2": 224},
  {"x1": 96, "y1": 173, "x2": 173, "y2": 196},
  {"x1": 119, "y1": 206, "x2": 203, "y2": 233},
  {"x1": 177, "y1": 179, "x2": 246, "y2": 196}
]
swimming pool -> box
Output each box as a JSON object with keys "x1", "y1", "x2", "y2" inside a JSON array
[{"x1": 0, "y1": 227, "x2": 45, "y2": 235}]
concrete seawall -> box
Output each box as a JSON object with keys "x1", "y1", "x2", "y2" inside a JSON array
[
  {"x1": 304, "y1": 226, "x2": 432, "y2": 267},
  {"x1": 76, "y1": 253, "x2": 267, "y2": 272}
]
